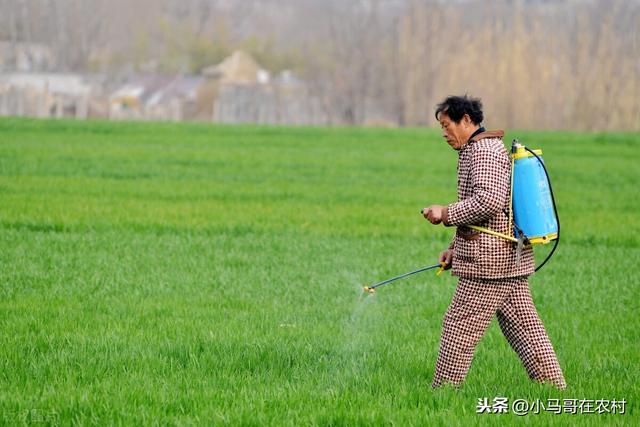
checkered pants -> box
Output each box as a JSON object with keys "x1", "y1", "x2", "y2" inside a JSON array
[{"x1": 432, "y1": 277, "x2": 566, "y2": 389}]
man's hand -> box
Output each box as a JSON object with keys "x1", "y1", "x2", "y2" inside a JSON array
[
  {"x1": 422, "y1": 205, "x2": 446, "y2": 225},
  {"x1": 439, "y1": 249, "x2": 453, "y2": 270}
]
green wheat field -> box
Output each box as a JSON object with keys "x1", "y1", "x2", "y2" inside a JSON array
[{"x1": 0, "y1": 119, "x2": 638, "y2": 426}]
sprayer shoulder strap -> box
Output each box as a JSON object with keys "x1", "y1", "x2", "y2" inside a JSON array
[{"x1": 461, "y1": 138, "x2": 518, "y2": 244}]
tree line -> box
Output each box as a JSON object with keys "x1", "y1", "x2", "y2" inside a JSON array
[{"x1": 1, "y1": 0, "x2": 638, "y2": 131}]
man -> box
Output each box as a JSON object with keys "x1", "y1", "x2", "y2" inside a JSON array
[{"x1": 422, "y1": 95, "x2": 566, "y2": 389}]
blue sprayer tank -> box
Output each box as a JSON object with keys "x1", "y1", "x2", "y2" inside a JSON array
[{"x1": 511, "y1": 141, "x2": 558, "y2": 244}]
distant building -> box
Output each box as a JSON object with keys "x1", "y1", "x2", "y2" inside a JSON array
[
  {"x1": 202, "y1": 50, "x2": 327, "y2": 125},
  {"x1": 0, "y1": 49, "x2": 328, "y2": 125},
  {"x1": 109, "y1": 75, "x2": 204, "y2": 121},
  {"x1": 202, "y1": 50, "x2": 270, "y2": 84},
  {"x1": 0, "y1": 72, "x2": 102, "y2": 119},
  {"x1": 145, "y1": 75, "x2": 203, "y2": 121}
]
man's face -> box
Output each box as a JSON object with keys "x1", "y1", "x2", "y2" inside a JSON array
[{"x1": 437, "y1": 112, "x2": 473, "y2": 150}]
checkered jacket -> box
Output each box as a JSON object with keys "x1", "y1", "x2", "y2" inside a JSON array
[{"x1": 442, "y1": 130, "x2": 535, "y2": 279}]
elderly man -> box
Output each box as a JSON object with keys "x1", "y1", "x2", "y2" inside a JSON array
[{"x1": 423, "y1": 95, "x2": 566, "y2": 389}]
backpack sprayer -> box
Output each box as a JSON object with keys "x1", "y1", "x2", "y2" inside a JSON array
[
  {"x1": 468, "y1": 139, "x2": 560, "y2": 270},
  {"x1": 362, "y1": 139, "x2": 559, "y2": 294}
]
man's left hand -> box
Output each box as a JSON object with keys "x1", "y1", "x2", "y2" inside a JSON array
[{"x1": 422, "y1": 205, "x2": 445, "y2": 225}]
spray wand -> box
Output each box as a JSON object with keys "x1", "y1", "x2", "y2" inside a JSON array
[{"x1": 362, "y1": 261, "x2": 447, "y2": 294}]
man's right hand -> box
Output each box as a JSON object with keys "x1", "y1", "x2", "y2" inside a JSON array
[{"x1": 439, "y1": 249, "x2": 453, "y2": 270}]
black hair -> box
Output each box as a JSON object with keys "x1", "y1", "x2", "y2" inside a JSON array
[{"x1": 434, "y1": 95, "x2": 484, "y2": 125}]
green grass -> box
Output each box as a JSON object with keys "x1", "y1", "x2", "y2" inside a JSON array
[{"x1": 0, "y1": 118, "x2": 638, "y2": 426}]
